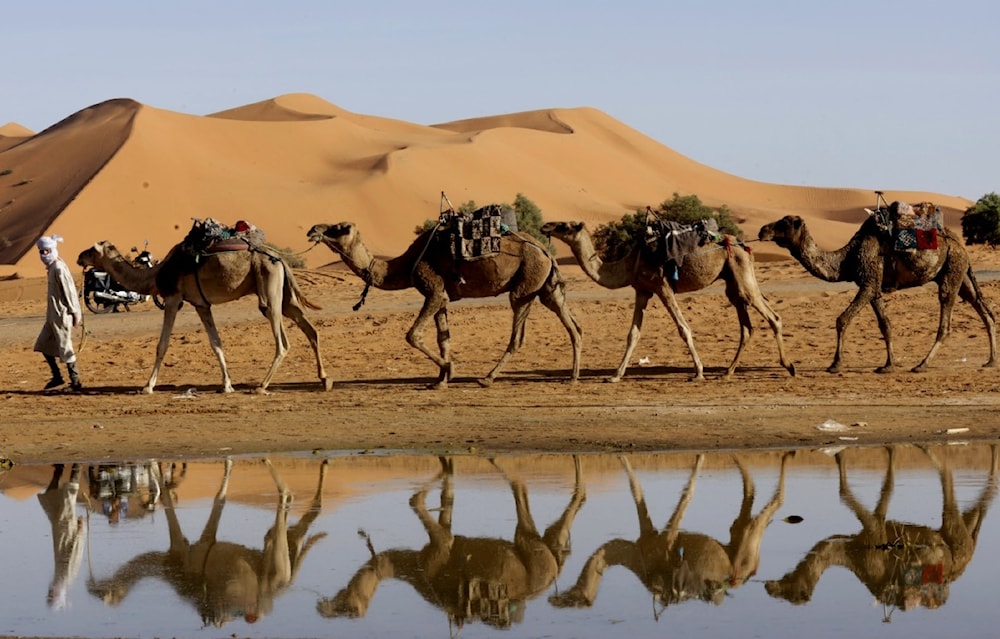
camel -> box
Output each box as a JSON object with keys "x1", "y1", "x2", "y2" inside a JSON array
[
  {"x1": 549, "y1": 451, "x2": 792, "y2": 615},
  {"x1": 758, "y1": 214, "x2": 998, "y2": 373},
  {"x1": 307, "y1": 222, "x2": 582, "y2": 388},
  {"x1": 87, "y1": 458, "x2": 329, "y2": 628},
  {"x1": 766, "y1": 444, "x2": 999, "y2": 617},
  {"x1": 540, "y1": 221, "x2": 794, "y2": 381},
  {"x1": 77, "y1": 241, "x2": 331, "y2": 393},
  {"x1": 317, "y1": 455, "x2": 586, "y2": 631}
]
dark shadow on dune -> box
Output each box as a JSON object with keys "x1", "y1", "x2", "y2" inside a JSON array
[{"x1": 0, "y1": 99, "x2": 138, "y2": 264}]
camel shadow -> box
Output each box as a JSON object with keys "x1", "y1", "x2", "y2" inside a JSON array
[
  {"x1": 86, "y1": 458, "x2": 328, "y2": 628},
  {"x1": 550, "y1": 452, "x2": 792, "y2": 618},
  {"x1": 765, "y1": 444, "x2": 999, "y2": 620},
  {"x1": 317, "y1": 455, "x2": 586, "y2": 631}
]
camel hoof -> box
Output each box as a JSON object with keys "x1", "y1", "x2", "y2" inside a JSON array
[
  {"x1": 427, "y1": 381, "x2": 448, "y2": 390},
  {"x1": 826, "y1": 365, "x2": 844, "y2": 374},
  {"x1": 477, "y1": 376, "x2": 495, "y2": 388},
  {"x1": 252, "y1": 386, "x2": 270, "y2": 395},
  {"x1": 140, "y1": 386, "x2": 154, "y2": 395},
  {"x1": 787, "y1": 363, "x2": 797, "y2": 377},
  {"x1": 983, "y1": 359, "x2": 998, "y2": 369},
  {"x1": 322, "y1": 378, "x2": 334, "y2": 392},
  {"x1": 688, "y1": 374, "x2": 705, "y2": 382},
  {"x1": 875, "y1": 365, "x2": 896, "y2": 374},
  {"x1": 605, "y1": 376, "x2": 622, "y2": 384},
  {"x1": 909, "y1": 364, "x2": 928, "y2": 374}
]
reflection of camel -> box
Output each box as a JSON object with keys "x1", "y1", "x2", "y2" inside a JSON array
[
  {"x1": 307, "y1": 222, "x2": 582, "y2": 388},
  {"x1": 541, "y1": 221, "x2": 794, "y2": 381},
  {"x1": 76, "y1": 241, "x2": 331, "y2": 393},
  {"x1": 317, "y1": 456, "x2": 586, "y2": 630},
  {"x1": 85, "y1": 461, "x2": 186, "y2": 524},
  {"x1": 37, "y1": 463, "x2": 87, "y2": 610},
  {"x1": 758, "y1": 215, "x2": 997, "y2": 373},
  {"x1": 87, "y1": 458, "x2": 329, "y2": 628},
  {"x1": 765, "y1": 445, "x2": 999, "y2": 618},
  {"x1": 551, "y1": 452, "x2": 791, "y2": 615}
]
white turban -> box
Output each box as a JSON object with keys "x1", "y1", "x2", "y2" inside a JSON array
[{"x1": 37, "y1": 234, "x2": 63, "y2": 266}]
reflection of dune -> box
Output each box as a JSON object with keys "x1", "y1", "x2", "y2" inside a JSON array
[{"x1": 0, "y1": 92, "x2": 976, "y2": 282}]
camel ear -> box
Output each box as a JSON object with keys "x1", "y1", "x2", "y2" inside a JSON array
[{"x1": 571, "y1": 222, "x2": 584, "y2": 232}]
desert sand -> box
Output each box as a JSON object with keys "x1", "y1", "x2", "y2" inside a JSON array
[{"x1": 1, "y1": 95, "x2": 998, "y2": 465}]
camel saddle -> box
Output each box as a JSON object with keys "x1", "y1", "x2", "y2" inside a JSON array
[
  {"x1": 642, "y1": 217, "x2": 721, "y2": 265},
  {"x1": 182, "y1": 218, "x2": 267, "y2": 256},
  {"x1": 441, "y1": 204, "x2": 517, "y2": 261}
]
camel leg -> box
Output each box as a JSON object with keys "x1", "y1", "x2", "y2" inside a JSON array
[
  {"x1": 142, "y1": 296, "x2": 183, "y2": 394},
  {"x1": 255, "y1": 303, "x2": 290, "y2": 395},
  {"x1": 406, "y1": 295, "x2": 452, "y2": 389},
  {"x1": 479, "y1": 295, "x2": 535, "y2": 387},
  {"x1": 609, "y1": 290, "x2": 652, "y2": 383},
  {"x1": 283, "y1": 301, "x2": 333, "y2": 391},
  {"x1": 723, "y1": 296, "x2": 754, "y2": 379},
  {"x1": 654, "y1": 286, "x2": 705, "y2": 381},
  {"x1": 911, "y1": 285, "x2": 959, "y2": 373},
  {"x1": 742, "y1": 287, "x2": 796, "y2": 377},
  {"x1": 869, "y1": 296, "x2": 898, "y2": 373},
  {"x1": 957, "y1": 272, "x2": 999, "y2": 368},
  {"x1": 829, "y1": 287, "x2": 878, "y2": 373},
  {"x1": 434, "y1": 309, "x2": 452, "y2": 382},
  {"x1": 192, "y1": 305, "x2": 235, "y2": 393},
  {"x1": 537, "y1": 280, "x2": 583, "y2": 384}
]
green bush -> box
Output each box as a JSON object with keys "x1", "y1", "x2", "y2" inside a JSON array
[
  {"x1": 961, "y1": 192, "x2": 1000, "y2": 247},
  {"x1": 591, "y1": 193, "x2": 740, "y2": 261}
]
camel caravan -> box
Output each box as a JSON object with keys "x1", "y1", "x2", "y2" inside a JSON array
[{"x1": 74, "y1": 192, "x2": 997, "y2": 393}]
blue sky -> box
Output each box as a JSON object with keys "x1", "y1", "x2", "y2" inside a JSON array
[{"x1": 6, "y1": 1, "x2": 998, "y2": 199}]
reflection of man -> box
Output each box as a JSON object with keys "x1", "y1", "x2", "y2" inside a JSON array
[{"x1": 37, "y1": 463, "x2": 88, "y2": 609}]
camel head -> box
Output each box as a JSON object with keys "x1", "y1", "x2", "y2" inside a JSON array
[
  {"x1": 758, "y1": 216, "x2": 805, "y2": 250},
  {"x1": 307, "y1": 223, "x2": 356, "y2": 256},
  {"x1": 540, "y1": 221, "x2": 587, "y2": 243},
  {"x1": 76, "y1": 241, "x2": 119, "y2": 269}
]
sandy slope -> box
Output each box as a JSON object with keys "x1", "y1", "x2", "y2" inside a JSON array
[{"x1": 0, "y1": 93, "x2": 975, "y2": 281}]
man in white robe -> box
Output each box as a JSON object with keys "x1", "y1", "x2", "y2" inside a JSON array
[{"x1": 33, "y1": 235, "x2": 83, "y2": 390}]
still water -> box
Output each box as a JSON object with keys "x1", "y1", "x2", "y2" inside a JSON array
[{"x1": 0, "y1": 443, "x2": 996, "y2": 639}]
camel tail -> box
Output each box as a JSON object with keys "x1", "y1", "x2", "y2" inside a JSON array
[
  {"x1": 282, "y1": 260, "x2": 322, "y2": 311},
  {"x1": 967, "y1": 264, "x2": 986, "y2": 300}
]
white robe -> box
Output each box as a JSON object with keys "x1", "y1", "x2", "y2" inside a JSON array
[{"x1": 34, "y1": 258, "x2": 81, "y2": 361}]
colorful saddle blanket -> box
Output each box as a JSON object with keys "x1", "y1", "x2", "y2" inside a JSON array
[{"x1": 885, "y1": 201, "x2": 943, "y2": 251}]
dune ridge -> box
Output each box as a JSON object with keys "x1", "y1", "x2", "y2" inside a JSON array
[{"x1": 0, "y1": 93, "x2": 975, "y2": 278}]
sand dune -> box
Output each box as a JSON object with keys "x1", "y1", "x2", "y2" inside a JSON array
[{"x1": 0, "y1": 93, "x2": 975, "y2": 279}]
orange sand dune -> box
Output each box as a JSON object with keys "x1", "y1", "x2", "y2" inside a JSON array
[{"x1": 0, "y1": 93, "x2": 974, "y2": 279}]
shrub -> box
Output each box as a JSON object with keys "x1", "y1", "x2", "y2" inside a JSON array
[
  {"x1": 961, "y1": 192, "x2": 1000, "y2": 247},
  {"x1": 591, "y1": 193, "x2": 740, "y2": 261}
]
